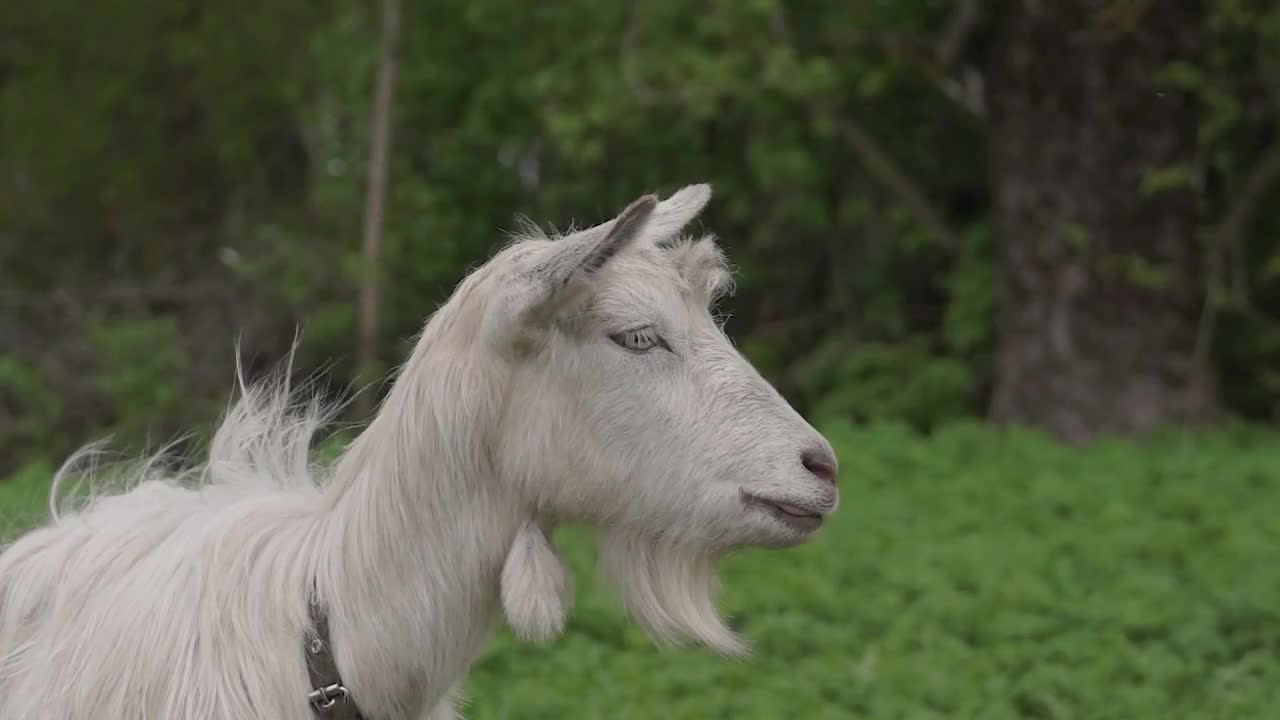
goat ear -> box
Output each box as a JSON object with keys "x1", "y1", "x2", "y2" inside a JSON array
[
  {"x1": 501, "y1": 520, "x2": 575, "y2": 643},
  {"x1": 520, "y1": 194, "x2": 658, "y2": 326},
  {"x1": 647, "y1": 183, "x2": 713, "y2": 248}
]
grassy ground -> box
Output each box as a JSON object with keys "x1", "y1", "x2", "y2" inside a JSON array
[{"x1": 3, "y1": 421, "x2": 1278, "y2": 718}]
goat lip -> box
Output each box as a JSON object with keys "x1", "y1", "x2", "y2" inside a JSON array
[{"x1": 742, "y1": 493, "x2": 825, "y2": 533}]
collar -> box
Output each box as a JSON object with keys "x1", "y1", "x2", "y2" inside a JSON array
[{"x1": 305, "y1": 602, "x2": 367, "y2": 719}]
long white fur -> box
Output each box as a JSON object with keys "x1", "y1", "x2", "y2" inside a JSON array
[{"x1": 0, "y1": 184, "x2": 838, "y2": 719}]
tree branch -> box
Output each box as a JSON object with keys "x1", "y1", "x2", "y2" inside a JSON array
[
  {"x1": 768, "y1": 7, "x2": 963, "y2": 253},
  {"x1": 355, "y1": 0, "x2": 402, "y2": 416},
  {"x1": 823, "y1": 110, "x2": 962, "y2": 252},
  {"x1": 620, "y1": 0, "x2": 689, "y2": 106},
  {"x1": 932, "y1": 1, "x2": 985, "y2": 119},
  {"x1": 1091, "y1": 0, "x2": 1156, "y2": 34},
  {"x1": 1190, "y1": 139, "x2": 1280, "y2": 384},
  {"x1": 1213, "y1": 139, "x2": 1280, "y2": 302},
  {"x1": 821, "y1": 16, "x2": 986, "y2": 119},
  {"x1": 935, "y1": 0, "x2": 979, "y2": 67}
]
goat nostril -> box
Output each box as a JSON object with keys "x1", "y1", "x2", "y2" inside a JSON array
[{"x1": 801, "y1": 448, "x2": 838, "y2": 485}]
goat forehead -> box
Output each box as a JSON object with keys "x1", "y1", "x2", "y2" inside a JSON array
[
  {"x1": 608, "y1": 248, "x2": 680, "y2": 278},
  {"x1": 592, "y1": 256, "x2": 684, "y2": 303}
]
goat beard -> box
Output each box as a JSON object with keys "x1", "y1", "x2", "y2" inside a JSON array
[{"x1": 596, "y1": 526, "x2": 748, "y2": 658}]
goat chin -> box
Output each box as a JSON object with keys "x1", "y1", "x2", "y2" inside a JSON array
[{"x1": 598, "y1": 526, "x2": 748, "y2": 659}]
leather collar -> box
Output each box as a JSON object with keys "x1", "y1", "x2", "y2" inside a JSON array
[{"x1": 305, "y1": 602, "x2": 366, "y2": 719}]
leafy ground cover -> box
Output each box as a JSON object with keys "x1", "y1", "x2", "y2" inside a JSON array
[{"x1": 3, "y1": 421, "x2": 1278, "y2": 718}]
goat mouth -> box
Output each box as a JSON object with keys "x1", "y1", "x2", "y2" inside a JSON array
[{"x1": 741, "y1": 493, "x2": 825, "y2": 533}]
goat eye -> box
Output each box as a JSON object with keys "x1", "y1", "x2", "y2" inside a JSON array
[{"x1": 609, "y1": 326, "x2": 666, "y2": 353}]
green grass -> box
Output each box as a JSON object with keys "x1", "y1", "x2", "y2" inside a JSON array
[{"x1": 3, "y1": 421, "x2": 1279, "y2": 718}]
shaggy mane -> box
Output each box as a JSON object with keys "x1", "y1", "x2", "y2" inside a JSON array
[
  {"x1": 0, "y1": 351, "x2": 373, "y2": 719},
  {"x1": 46, "y1": 352, "x2": 346, "y2": 522}
]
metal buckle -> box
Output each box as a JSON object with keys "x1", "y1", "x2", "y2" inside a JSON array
[{"x1": 307, "y1": 682, "x2": 351, "y2": 713}]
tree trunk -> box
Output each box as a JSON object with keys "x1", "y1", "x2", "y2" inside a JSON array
[
  {"x1": 986, "y1": 1, "x2": 1216, "y2": 443},
  {"x1": 355, "y1": 0, "x2": 401, "y2": 416}
]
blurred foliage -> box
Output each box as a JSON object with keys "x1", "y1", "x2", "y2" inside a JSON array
[
  {"x1": 0, "y1": 459, "x2": 54, "y2": 541},
  {"x1": 0, "y1": 357, "x2": 59, "y2": 466},
  {"x1": 89, "y1": 316, "x2": 190, "y2": 441},
  {"x1": 2, "y1": 423, "x2": 1278, "y2": 716},
  {"x1": 3, "y1": 1, "x2": 1280, "y2": 467}
]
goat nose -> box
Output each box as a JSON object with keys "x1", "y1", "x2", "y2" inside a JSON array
[{"x1": 801, "y1": 447, "x2": 839, "y2": 485}]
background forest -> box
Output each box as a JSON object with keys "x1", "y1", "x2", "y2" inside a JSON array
[{"x1": 2, "y1": 2, "x2": 1280, "y2": 718}]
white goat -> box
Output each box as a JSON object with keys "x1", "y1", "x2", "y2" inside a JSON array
[{"x1": 0, "y1": 184, "x2": 840, "y2": 720}]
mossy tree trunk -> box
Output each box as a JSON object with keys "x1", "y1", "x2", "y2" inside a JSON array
[{"x1": 985, "y1": 0, "x2": 1217, "y2": 443}]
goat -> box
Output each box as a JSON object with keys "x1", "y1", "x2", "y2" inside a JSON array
[{"x1": 0, "y1": 184, "x2": 840, "y2": 719}]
